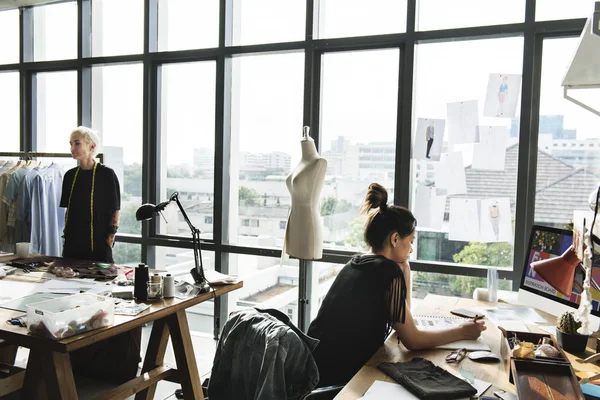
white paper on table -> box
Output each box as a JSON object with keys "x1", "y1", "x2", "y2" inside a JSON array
[
  {"x1": 483, "y1": 73, "x2": 522, "y2": 118},
  {"x1": 449, "y1": 198, "x2": 480, "y2": 241},
  {"x1": 475, "y1": 306, "x2": 548, "y2": 324},
  {"x1": 479, "y1": 198, "x2": 513, "y2": 243},
  {"x1": 434, "y1": 152, "x2": 466, "y2": 195},
  {"x1": 413, "y1": 186, "x2": 446, "y2": 231},
  {"x1": 39, "y1": 279, "x2": 102, "y2": 294},
  {"x1": 495, "y1": 320, "x2": 530, "y2": 332},
  {"x1": 358, "y1": 378, "x2": 481, "y2": 400},
  {"x1": 205, "y1": 269, "x2": 238, "y2": 284},
  {"x1": 447, "y1": 100, "x2": 479, "y2": 146},
  {"x1": 413, "y1": 118, "x2": 446, "y2": 161},
  {"x1": 540, "y1": 325, "x2": 557, "y2": 336},
  {"x1": 472, "y1": 126, "x2": 508, "y2": 171},
  {"x1": 0, "y1": 280, "x2": 46, "y2": 303}
]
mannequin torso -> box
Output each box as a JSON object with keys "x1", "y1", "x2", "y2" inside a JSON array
[{"x1": 285, "y1": 138, "x2": 327, "y2": 259}]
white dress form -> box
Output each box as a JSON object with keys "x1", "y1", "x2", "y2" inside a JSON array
[{"x1": 284, "y1": 127, "x2": 328, "y2": 260}]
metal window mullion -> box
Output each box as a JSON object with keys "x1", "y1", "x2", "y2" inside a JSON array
[{"x1": 20, "y1": 7, "x2": 34, "y2": 152}]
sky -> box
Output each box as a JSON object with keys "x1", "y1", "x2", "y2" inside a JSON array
[{"x1": 0, "y1": 0, "x2": 598, "y2": 167}]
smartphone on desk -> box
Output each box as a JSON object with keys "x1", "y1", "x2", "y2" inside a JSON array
[{"x1": 450, "y1": 308, "x2": 485, "y2": 320}]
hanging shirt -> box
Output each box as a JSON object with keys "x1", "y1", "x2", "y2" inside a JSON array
[
  {"x1": 0, "y1": 164, "x2": 22, "y2": 251},
  {"x1": 15, "y1": 167, "x2": 42, "y2": 243},
  {"x1": 31, "y1": 164, "x2": 65, "y2": 256}
]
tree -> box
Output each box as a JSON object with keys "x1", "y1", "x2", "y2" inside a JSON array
[
  {"x1": 321, "y1": 196, "x2": 352, "y2": 216},
  {"x1": 344, "y1": 217, "x2": 366, "y2": 249},
  {"x1": 118, "y1": 203, "x2": 142, "y2": 235},
  {"x1": 239, "y1": 186, "x2": 259, "y2": 206},
  {"x1": 123, "y1": 163, "x2": 142, "y2": 197}
]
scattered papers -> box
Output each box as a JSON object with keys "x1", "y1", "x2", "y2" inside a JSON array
[
  {"x1": 0, "y1": 293, "x2": 67, "y2": 313},
  {"x1": 449, "y1": 198, "x2": 480, "y2": 241},
  {"x1": 413, "y1": 118, "x2": 446, "y2": 161},
  {"x1": 205, "y1": 269, "x2": 238, "y2": 285},
  {"x1": 413, "y1": 315, "x2": 490, "y2": 351},
  {"x1": 494, "y1": 320, "x2": 529, "y2": 332},
  {"x1": 447, "y1": 100, "x2": 479, "y2": 146},
  {"x1": 483, "y1": 73, "x2": 522, "y2": 118},
  {"x1": 114, "y1": 300, "x2": 151, "y2": 316},
  {"x1": 413, "y1": 186, "x2": 446, "y2": 230},
  {"x1": 358, "y1": 378, "x2": 486, "y2": 400},
  {"x1": 475, "y1": 306, "x2": 547, "y2": 324},
  {"x1": 472, "y1": 126, "x2": 508, "y2": 171},
  {"x1": 539, "y1": 325, "x2": 557, "y2": 336},
  {"x1": 39, "y1": 279, "x2": 106, "y2": 294},
  {"x1": 449, "y1": 198, "x2": 513, "y2": 243},
  {"x1": 434, "y1": 152, "x2": 467, "y2": 195}
]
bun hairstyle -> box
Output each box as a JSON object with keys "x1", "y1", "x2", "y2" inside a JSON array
[{"x1": 361, "y1": 183, "x2": 416, "y2": 251}]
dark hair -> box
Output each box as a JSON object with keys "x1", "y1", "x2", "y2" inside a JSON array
[{"x1": 360, "y1": 183, "x2": 416, "y2": 251}]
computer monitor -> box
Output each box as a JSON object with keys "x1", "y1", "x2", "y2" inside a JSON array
[{"x1": 518, "y1": 224, "x2": 600, "y2": 330}]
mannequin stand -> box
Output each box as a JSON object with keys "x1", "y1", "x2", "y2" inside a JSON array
[{"x1": 298, "y1": 259, "x2": 312, "y2": 332}]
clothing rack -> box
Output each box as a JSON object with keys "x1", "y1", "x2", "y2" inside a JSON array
[{"x1": 0, "y1": 152, "x2": 103, "y2": 163}]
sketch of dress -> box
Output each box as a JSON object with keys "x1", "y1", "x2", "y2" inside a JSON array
[
  {"x1": 497, "y1": 76, "x2": 508, "y2": 117},
  {"x1": 489, "y1": 202, "x2": 500, "y2": 240},
  {"x1": 425, "y1": 123, "x2": 435, "y2": 159}
]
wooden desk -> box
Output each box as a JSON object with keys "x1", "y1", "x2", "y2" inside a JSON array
[
  {"x1": 0, "y1": 261, "x2": 242, "y2": 400},
  {"x1": 335, "y1": 294, "x2": 600, "y2": 399}
]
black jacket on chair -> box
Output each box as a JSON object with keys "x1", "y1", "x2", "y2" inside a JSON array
[{"x1": 208, "y1": 307, "x2": 320, "y2": 400}]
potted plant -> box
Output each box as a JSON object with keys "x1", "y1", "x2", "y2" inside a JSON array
[{"x1": 556, "y1": 311, "x2": 589, "y2": 353}]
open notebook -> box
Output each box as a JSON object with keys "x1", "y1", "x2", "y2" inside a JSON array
[{"x1": 413, "y1": 315, "x2": 491, "y2": 351}]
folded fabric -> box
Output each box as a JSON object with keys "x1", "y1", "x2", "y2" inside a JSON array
[{"x1": 378, "y1": 358, "x2": 477, "y2": 400}]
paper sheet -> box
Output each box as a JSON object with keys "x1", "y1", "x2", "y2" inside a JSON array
[
  {"x1": 434, "y1": 152, "x2": 467, "y2": 195},
  {"x1": 472, "y1": 126, "x2": 508, "y2": 171},
  {"x1": 447, "y1": 100, "x2": 479, "y2": 146},
  {"x1": 483, "y1": 73, "x2": 522, "y2": 118},
  {"x1": 413, "y1": 186, "x2": 446, "y2": 230},
  {"x1": 413, "y1": 118, "x2": 446, "y2": 161},
  {"x1": 479, "y1": 198, "x2": 513, "y2": 243},
  {"x1": 494, "y1": 320, "x2": 529, "y2": 332},
  {"x1": 358, "y1": 378, "x2": 488, "y2": 400},
  {"x1": 413, "y1": 315, "x2": 491, "y2": 351},
  {"x1": 475, "y1": 306, "x2": 548, "y2": 324},
  {"x1": 449, "y1": 198, "x2": 480, "y2": 241}
]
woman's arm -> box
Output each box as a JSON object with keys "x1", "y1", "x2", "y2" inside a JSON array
[
  {"x1": 107, "y1": 210, "x2": 120, "y2": 247},
  {"x1": 393, "y1": 305, "x2": 486, "y2": 351}
]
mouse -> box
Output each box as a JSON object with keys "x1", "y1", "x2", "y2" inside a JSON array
[{"x1": 468, "y1": 351, "x2": 500, "y2": 363}]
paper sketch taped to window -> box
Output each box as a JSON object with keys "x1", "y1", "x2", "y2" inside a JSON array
[
  {"x1": 413, "y1": 185, "x2": 446, "y2": 231},
  {"x1": 434, "y1": 152, "x2": 467, "y2": 195},
  {"x1": 483, "y1": 73, "x2": 522, "y2": 118},
  {"x1": 479, "y1": 198, "x2": 512, "y2": 243},
  {"x1": 446, "y1": 100, "x2": 479, "y2": 146},
  {"x1": 472, "y1": 126, "x2": 508, "y2": 171},
  {"x1": 413, "y1": 118, "x2": 446, "y2": 161},
  {"x1": 449, "y1": 198, "x2": 480, "y2": 242}
]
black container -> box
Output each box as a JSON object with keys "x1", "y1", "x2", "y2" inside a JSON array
[
  {"x1": 557, "y1": 330, "x2": 589, "y2": 353},
  {"x1": 134, "y1": 263, "x2": 149, "y2": 301}
]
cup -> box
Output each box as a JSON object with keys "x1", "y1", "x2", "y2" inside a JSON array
[
  {"x1": 147, "y1": 281, "x2": 162, "y2": 299},
  {"x1": 15, "y1": 242, "x2": 30, "y2": 258}
]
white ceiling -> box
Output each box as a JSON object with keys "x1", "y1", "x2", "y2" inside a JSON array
[{"x1": 0, "y1": 0, "x2": 65, "y2": 11}]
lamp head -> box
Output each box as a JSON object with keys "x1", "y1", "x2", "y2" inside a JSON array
[
  {"x1": 530, "y1": 246, "x2": 581, "y2": 297},
  {"x1": 136, "y1": 203, "x2": 158, "y2": 221},
  {"x1": 590, "y1": 186, "x2": 600, "y2": 253}
]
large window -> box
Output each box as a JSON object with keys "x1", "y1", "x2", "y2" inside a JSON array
[
  {"x1": 411, "y1": 37, "x2": 524, "y2": 270},
  {"x1": 0, "y1": 9, "x2": 19, "y2": 65},
  {"x1": 536, "y1": 0, "x2": 597, "y2": 21},
  {"x1": 91, "y1": 63, "x2": 144, "y2": 235},
  {"x1": 534, "y1": 38, "x2": 600, "y2": 227},
  {"x1": 157, "y1": 0, "x2": 219, "y2": 52},
  {"x1": 417, "y1": 0, "x2": 525, "y2": 31},
  {"x1": 0, "y1": 72, "x2": 20, "y2": 151},
  {"x1": 231, "y1": 0, "x2": 305, "y2": 46},
  {"x1": 33, "y1": 2, "x2": 77, "y2": 62},
  {"x1": 227, "y1": 52, "x2": 304, "y2": 247},
  {"x1": 159, "y1": 62, "x2": 216, "y2": 239},
  {"x1": 320, "y1": 49, "x2": 400, "y2": 252},
  {"x1": 317, "y1": 0, "x2": 407, "y2": 38},
  {"x1": 35, "y1": 71, "x2": 78, "y2": 152},
  {"x1": 91, "y1": 0, "x2": 144, "y2": 57}
]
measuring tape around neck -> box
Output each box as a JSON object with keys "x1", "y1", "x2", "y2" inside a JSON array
[{"x1": 65, "y1": 162, "x2": 98, "y2": 252}]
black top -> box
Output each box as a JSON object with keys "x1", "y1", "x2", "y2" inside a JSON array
[
  {"x1": 307, "y1": 254, "x2": 406, "y2": 386},
  {"x1": 60, "y1": 164, "x2": 120, "y2": 262}
]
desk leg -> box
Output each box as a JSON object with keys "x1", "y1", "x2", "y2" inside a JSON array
[
  {"x1": 167, "y1": 310, "x2": 204, "y2": 400},
  {"x1": 0, "y1": 343, "x2": 18, "y2": 364},
  {"x1": 21, "y1": 349, "x2": 46, "y2": 400},
  {"x1": 134, "y1": 318, "x2": 170, "y2": 400},
  {"x1": 41, "y1": 351, "x2": 78, "y2": 400}
]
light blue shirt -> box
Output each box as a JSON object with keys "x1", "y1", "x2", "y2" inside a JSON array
[{"x1": 30, "y1": 164, "x2": 65, "y2": 256}]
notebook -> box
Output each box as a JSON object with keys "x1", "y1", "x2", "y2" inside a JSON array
[{"x1": 413, "y1": 315, "x2": 491, "y2": 351}]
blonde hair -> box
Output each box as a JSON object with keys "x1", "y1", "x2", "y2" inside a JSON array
[{"x1": 70, "y1": 126, "x2": 100, "y2": 157}]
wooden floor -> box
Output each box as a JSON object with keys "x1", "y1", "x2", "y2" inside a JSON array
[{"x1": 0, "y1": 324, "x2": 217, "y2": 400}]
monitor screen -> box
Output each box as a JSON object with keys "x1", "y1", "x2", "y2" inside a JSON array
[{"x1": 520, "y1": 224, "x2": 600, "y2": 317}]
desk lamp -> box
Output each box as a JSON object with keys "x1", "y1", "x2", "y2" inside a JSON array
[{"x1": 136, "y1": 192, "x2": 211, "y2": 294}]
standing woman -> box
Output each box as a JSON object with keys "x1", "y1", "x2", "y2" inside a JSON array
[
  {"x1": 60, "y1": 127, "x2": 139, "y2": 383},
  {"x1": 61, "y1": 126, "x2": 120, "y2": 262},
  {"x1": 308, "y1": 183, "x2": 486, "y2": 387}
]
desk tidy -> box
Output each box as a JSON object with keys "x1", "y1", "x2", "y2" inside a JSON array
[{"x1": 501, "y1": 329, "x2": 585, "y2": 399}]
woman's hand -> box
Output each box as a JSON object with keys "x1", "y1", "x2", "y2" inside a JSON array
[{"x1": 460, "y1": 320, "x2": 486, "y2": 340}]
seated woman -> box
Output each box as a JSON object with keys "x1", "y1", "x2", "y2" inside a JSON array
[{"x1": 307, "y1": 183, "x2": 486, "y2": 387}]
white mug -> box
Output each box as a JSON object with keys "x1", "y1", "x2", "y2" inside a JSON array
[{"x1": 15, "y1": 242, "x2": 30, "y2": 258}]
